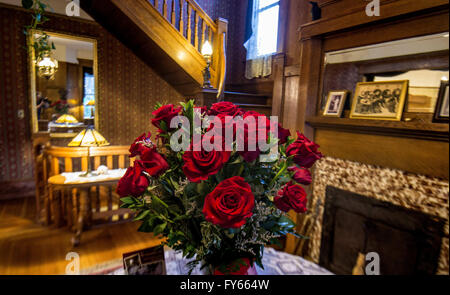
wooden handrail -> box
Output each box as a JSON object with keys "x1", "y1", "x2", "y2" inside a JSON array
[{"x1": 147, "y1": 0, "x2": 227, "y2": 97}]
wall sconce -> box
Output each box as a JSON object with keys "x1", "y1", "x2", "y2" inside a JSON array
[
  {"x1": 201, "y1": 41, "x2": 213, "y2": 88},
  {"x1": 36, "y1": 54, "x2": 58, "y2": 80}
]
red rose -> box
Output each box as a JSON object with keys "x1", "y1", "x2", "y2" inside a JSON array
[
  {"x1": 238, "y1": 111, "x2": 271, "y2": 162},
  {"x1": 117, "y1": 164, "x2": 149, "y2": 197},
  {"x1": 286, "y1": 132, "x2": 323, "y2": 168},
  {"x1": 203, "y1": 176, "x2": 255, "y2": 228},
  {"x1": 138, "y1": 148, "x2": 169, "y2": 177},
  {"x1": 129, "y1": 132, "x2": 153, "y2": 158},
  {"x1": 151, "y1": 104, "x2": 182, "y2": 129},
  {"x1": 182, "y1": 136, "x2": 231, "y2": 183},
  {"x1": 288, "y1": 166, "x2": 312, "y2": 185},
  {"x1": 208, "y1": 101, "x2": 242, "y2": 117},
  {"x1": 274, "y1": 182, "x2": 307, "y2": 214},
  {"x1": 278, "y1": 124, "x2": 291, "y2": 144}
]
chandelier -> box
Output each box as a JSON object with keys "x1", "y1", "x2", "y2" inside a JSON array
[{"x1": 36, "y1": 54, "x2": 58, "y2": 80}]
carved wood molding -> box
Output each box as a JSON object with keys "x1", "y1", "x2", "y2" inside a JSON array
[
  {"x1": 306, "y1": 116, "x2": 449, "y2": 142},
  {"x1": 300, "y1": 0, "x2": 449, "y2": 40}
]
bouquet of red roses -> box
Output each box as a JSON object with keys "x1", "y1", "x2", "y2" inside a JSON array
[{"x1": 117, "y1": 100, "x2": 322, "y2": 274}]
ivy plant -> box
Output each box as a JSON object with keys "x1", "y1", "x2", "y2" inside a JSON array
[{"x1": 22, "y1": 0, "x2": 55, "y2": 60}]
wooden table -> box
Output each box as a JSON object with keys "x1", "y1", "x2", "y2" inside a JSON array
[{"x1": 48, "y1": 169, "x2": 127, "y2": 246}]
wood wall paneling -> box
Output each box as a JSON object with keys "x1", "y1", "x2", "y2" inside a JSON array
[{"x1": 315, "y1": 129, "x2": 449, "y2": 179}]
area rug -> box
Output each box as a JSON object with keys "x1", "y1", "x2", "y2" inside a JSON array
[{"x1": 82, "y1": 248, "x2": 333, "y2": 275}]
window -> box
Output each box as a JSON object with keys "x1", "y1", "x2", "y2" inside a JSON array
[
  {"x1": 82, "y1": 68, "x2": 95, "y2": 119},
  {"x1": 245, "y1": 0, "x2": 280, "y2": 59},
  {"x1": 255, "y1": 0, "x2": 280, "y2": 57}
]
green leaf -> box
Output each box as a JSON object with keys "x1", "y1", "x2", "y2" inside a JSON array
[
  {"x1": 134, "y1": 210, "x2": 150, "y2": 221},
  {"x1": 21, "y1": 0, "x2": 33, "y2": 9},
  {"x1": 278, "y1": 215, "x2": 295, "y2": 230},
  {"x1": 120, "y1": 197, "x2": 135, "y2": 204},
  {"x1": 153, "y1": 222, "x2": 167, "y2": 236},
  {"x1": 159, "y1": 120, "x2": 168, "y2": 132}
]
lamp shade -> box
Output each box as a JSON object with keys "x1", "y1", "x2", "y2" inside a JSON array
[
  {"x1": 55, "y1": 114, "x2": 79, "y2": 124},
  {"x1": 68, "y1": 128, "x2": 110, "y2": 147},
  {"x1": 201, "y1": 41, "x2": 213, "y2": 57}
]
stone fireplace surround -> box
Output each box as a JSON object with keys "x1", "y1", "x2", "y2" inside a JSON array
[{"x1": 309, "y1": 157, "x2": 449, "y2": 274}]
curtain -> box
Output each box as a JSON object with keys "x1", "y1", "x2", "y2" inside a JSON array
[{"x1": 244, "y1": 0, "x2": 273, "y2": 79}]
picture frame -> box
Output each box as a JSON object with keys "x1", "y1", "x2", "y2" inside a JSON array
[
  {"x1": 350, "y1": 80, "x2": 409, "y2": 121},
  {"x1": 432, "y1": 81, "x2": 449, "y2": 123},
  {"x1": 323, "y1": 90, "x2": 349, "y2": 117},
  {"x1": 123, "y1": 246, "x2": 166, "y2": 275}
]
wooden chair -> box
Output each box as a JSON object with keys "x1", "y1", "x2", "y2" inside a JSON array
[{"x1": 39, "y1": 145, "x2": 135, "y2": 228}]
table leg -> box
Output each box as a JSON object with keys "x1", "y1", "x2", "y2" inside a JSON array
[
  {"x1": 71, "y1": 189, "x2": 78, "y2": 232},
  {"x1": 72, "y1": 189, "x2": 88, "y2": 247},
  {"x1": 45, "y1": 188, "x2": 51, "y2": 226},
  {"x1": 49, "y1": 186, "x2": 61, "y2": 226}
]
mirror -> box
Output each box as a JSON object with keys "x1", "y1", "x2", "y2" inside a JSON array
[
  {"x1": 321, "y1": 32, "x2": 449, "y2": 112},
  {"x1": 28, "y1": 31, "x2": 98, "y2": 137}
]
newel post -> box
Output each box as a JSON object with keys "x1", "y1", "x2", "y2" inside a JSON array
[{"x1": 213, "y1": 18, "x2": 228, "y2": 101}]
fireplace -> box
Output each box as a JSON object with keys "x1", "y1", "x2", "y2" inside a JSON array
[{"x1": 319, "y1": 186, "x2": 445, "y2": 275}]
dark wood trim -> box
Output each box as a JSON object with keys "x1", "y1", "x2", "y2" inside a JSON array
[
  {"x1": 318, "y1": 0, "x2": 342, "y2": 8},
  {"x1": 322, "y1": 9, "x2": 449, "y2": 52},
  {"x1": 297, "y1": 38, "x2": 323, "y2": 138},
  {"x1": 284, "y1": 64, "x2": 300, "y2": 77},
  {"x1": 272, "y1": 53, "x2": 286, "y2": 118},
  {"x1": 300, "y1": 0, "x2": 449, "y2": 40},
  {"x1": 306, "y1": 116, "x2": 449, "y2": 142}
]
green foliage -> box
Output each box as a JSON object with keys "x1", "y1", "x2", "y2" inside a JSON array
[{"x1": 22, "y1": 0, "x2": 55, "y2": 60}]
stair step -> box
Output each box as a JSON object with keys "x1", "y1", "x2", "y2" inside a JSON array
[
  {"x1": 224, "y1": 91, "x2": 270, "y2": 105},
  {"x1": 235, "y1": 104, "x2": 273, "y2": 116}
]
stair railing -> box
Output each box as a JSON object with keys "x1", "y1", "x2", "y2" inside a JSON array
[{"x1": 149, "y1": 0, "x2": 227, "y2": 97}]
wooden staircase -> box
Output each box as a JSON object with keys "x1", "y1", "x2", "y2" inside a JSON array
[
  {"x1": 224, "y1": 91, "x2": 272, "y2": 116},
  {"x1": 80, "y1": 0, "x2": 227, "y2": 97}
]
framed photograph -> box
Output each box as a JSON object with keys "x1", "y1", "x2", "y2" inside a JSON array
[
  {"x1": 323, "y1": 90, "x2": 349, "y2": 117},
  {"x1": 123, "y1": 246, "x2": 166, "y2": 275},
  {"x1": 350, "y1": 80, "x2": 409, "y2": 121},
  {"x1": 433, "y1": 81, "x2": 449, "y2": 123}
]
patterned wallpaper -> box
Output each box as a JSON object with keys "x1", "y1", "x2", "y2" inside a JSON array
[
  {"x1": 309, "y1": 157, "x2": 449, "y2": 274},
  {"x1": 0, "y1": 6, "x2": 182, "y2": 182},
  {"x1": 196, "y1": 0, "x2": 247, "y2": 85}
]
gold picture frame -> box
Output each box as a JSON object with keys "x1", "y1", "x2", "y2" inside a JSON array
[
  {"x1": 350, "y1": 80, "x2": 409, "y2": 121},
  {"x1": 27, "y1": 30, "x2": 99, "y2": 135},
  {"x1": 323, "y1": 90, "x2": 349, "y2": 117}
]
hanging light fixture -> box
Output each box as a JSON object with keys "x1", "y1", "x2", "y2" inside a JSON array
[{"x1": 36, "y1": 54, "x2": 59, "y2": 80}]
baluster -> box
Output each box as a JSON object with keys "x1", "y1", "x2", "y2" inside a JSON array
[
  {"x1": 179, "y1": 0, "x2": 184, "y2": 36},
  {"x1": 171, "y1": 0, "x2": 176, "y2": 25},
  {"x1": 187, "y1": 4, "x2": 192, "y2": 43},
  {"x1": 201, "y1": 20, "x2": 206, "y2": 47},
  {"x1": 194, "y1": 12, "x2": 199, "y2": 50},
  {"x1": 155, "y1": 0, "x2": 159, "y2": 11},
  {"x1": 209, "y1": 26, "x2": 213, "y2": 43},
  {"x1": 163, "y1": 0, "x2": 168, "y2": 18}
]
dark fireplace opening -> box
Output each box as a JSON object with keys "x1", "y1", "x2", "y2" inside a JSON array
[{"x1": 319, "y1": 186, "x2": 445, "y2": 275}]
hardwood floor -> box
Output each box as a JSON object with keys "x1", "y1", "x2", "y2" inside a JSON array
[{"x1": 0, "y1": 197, "x2": 162, "y2": 275}]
